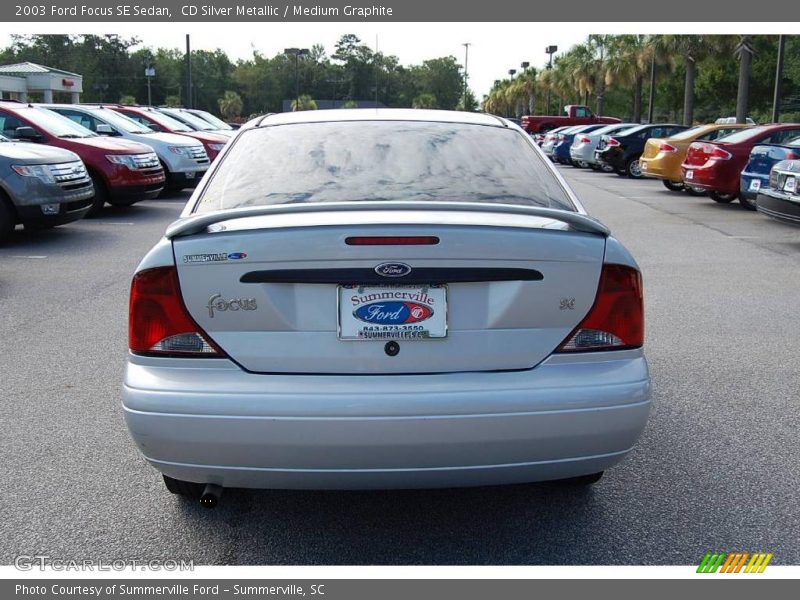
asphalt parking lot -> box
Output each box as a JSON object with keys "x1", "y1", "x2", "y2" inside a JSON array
[{"x1": 1, "y1": 169, "x2": 799, "y2": 566}]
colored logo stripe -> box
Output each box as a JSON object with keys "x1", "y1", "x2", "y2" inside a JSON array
[
  {"x1": 697, "y1": 552, "x2": 773, "y2": 573},
  {"x1": 697, "y1": 553, "x2": 726, "y2": 573}
]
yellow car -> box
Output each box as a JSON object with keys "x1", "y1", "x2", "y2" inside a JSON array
[{"x1": 640, "y1": 123, "x2": 752, "y2": 192}]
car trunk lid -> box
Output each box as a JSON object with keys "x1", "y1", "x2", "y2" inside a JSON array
[
  {"x1": 684, "y1": 141, "x2": 722, "y2": 166},
  {"x1": 746, "y1": 145, "x2": 800, "y2": 176},
  {"x1": 642, "y1": 138, "x2": 664, "y2": 160},
  {"x1": 171, "y1": 210, "x2": 607, "y2": 374}
]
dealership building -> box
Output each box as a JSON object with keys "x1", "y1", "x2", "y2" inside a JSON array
[{"x1": 0, "y1": 62, "x2": 83, "y2": 103}]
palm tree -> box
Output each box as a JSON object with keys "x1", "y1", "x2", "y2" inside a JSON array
[
  {"x1": 605, "y1": 35, "x2": 649, "y2": 122},
  {"x1": 291, "y1": 94, "x2": 318, "y2": 111},
  {"x1": 734, "y1": 35, "x2": 755, "y2": 124},
  {"x1": 412, "y1": 92, "x2": 437, "y2": 109},
  {"x1": 218, "y1": 90, "x2": 243, "y2": 120},
  {"x1": 550, "y1": 53, "x2": 579, "y2": 111},
  {"x1": 587, "y1": 35, "x2": 613, "y2": 115},
  {"x1": 482, "y1": 79, "x2": 511, "y2": 116},
  {"x1": 568, "y1": 44, "x2": 598, "y2": 107},
  {"x1": 517, "y1": 67, "x2": 537, "y2": 115},
  {"x1": 537, "y1": 69, "x2": 555, "y2": 114},
  {"x1": 660, "y1": 35, "x2": 717, "y2": 125},
  {"x1": 642, "y1": 35, "x2": 677, "y2": 123}
]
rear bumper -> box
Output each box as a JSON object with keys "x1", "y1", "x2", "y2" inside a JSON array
[
  {"x1": 122, "y1": 350, "x2": 652, "y2": 489},
  {"x1": 740, "y1": 174, "x2": 768, "y2": 200},
  {"x1": 596, "y1": 148, "x2": 625, "y2": 170},
  {"x1": 570, "y1": 145, "x2": 597, "y2": 164},
  {"x1": 680, "y1": 164, "x2": 739, "y2": 194},
  {"x1": 553, "y1": 144, "x2": 571, "y2": 161},
  {"x1": 756, "y1": 190, "x2": 800, "y2": 224},
  {"x1": 640, "y1": 155, "x2": 681, "y2": 182}
]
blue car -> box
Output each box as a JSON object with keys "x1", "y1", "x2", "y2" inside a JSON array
[
  {"x1": 740, "y1": 135, "x2": 800, "y2": 209},
  {"x1": 541, "y1": 125, "x2": 582, "y2": 160},
  {"x1": 552, "y1": 124, "x2": 608, "y2": 165}
]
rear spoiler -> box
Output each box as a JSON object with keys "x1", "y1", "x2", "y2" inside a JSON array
[{"x1": 165, "y1": 201, "x2": 610, "y2": 239}]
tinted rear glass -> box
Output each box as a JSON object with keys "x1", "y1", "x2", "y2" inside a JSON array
[
  {"x1": 194, "y1": 121, "x2": 575, "y2": 214},
  {"x1": 716, "y1": 126, "x2": 771, "y2": 144},
  {"x1": 668, "y1": 125, "x2": 711, "y2": 141},
  {"x1": 595, "y1": 123, "x2": 635, "y2": 135}
]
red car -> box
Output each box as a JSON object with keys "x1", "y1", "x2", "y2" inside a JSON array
[
  {"x1": 106, "y1": 106, "x2": 228, "y2": 161},
  {"x1": 0, "y1": 102, "x2": 165, "y2": 215},
  {"x1": 681, "y1": 124, "x2": 800, "y2": 207}
]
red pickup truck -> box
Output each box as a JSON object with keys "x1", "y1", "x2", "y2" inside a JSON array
[{"x1": 522, "y1": 105, "x2": 621, "y2": 135}]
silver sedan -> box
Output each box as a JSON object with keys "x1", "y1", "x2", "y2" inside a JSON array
[
  {"x1": 123, "y1": 110, "x2": 651, "y2": 506},
  {"x1": 570, "y1": 122, "x2": 638, "y2": 169}
]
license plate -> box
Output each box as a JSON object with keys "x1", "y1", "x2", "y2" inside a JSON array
[
  {"x1": 749, "y1": 178, "x2": 761, "y2": 191},
  {"x1": 185, "y1": 172, "x2": 196, "y2": 180},
  {"x1": 686, "y1": 170, "x2": 694, "y2": 180},
  {"x1": 338, "y1": 285, "x2": 447, "y2": 341},
  {"x1": 785, "y1": 177, "x2": 797, "y2": 193}
]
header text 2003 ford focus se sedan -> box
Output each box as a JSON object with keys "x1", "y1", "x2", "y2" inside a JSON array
[{"x1": 123, "y1": 109, "x2": 651, "y2": 507}]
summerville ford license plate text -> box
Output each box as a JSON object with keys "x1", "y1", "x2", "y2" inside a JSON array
[{"x1": 338, "y1": 285, "x2": 447, "y2": 341}]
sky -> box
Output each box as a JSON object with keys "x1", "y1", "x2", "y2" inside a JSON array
[{"x1": 1, "y1": 23, "x2": 782, "y2": 100}]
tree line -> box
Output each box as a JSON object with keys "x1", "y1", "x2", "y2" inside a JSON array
[
  {"x1": 484, "y1": 35, "x2": 800, "y2": 125},
  {"x1": 0, "y1": 34, "x2": 474, "y2": 120},
  {"x1": 4, "y1": 34, "x2": 798, "y2": 125}
]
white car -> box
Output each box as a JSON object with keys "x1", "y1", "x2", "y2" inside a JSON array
[
  {"x1": 123, "y1": 109, "x2": 651, "y2": 507},
  {"x1": 42, "y1": 104, "x2": 210, "y2": 192},
  {"x1": 156, "y1": 107, "x2": 234, "y2": 138}
]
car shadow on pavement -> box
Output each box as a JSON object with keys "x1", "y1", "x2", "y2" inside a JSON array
[{"x1": 168, "y1": 482, "x2": 611, "y2": 565}]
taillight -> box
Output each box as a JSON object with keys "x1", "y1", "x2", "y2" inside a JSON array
[
  {"x1": 659, "y1": 143, "x2": 677, "y2": 153},
  {"x1": 710, "y1": 146, "x2": 733, "y2": 160},
  {"x1": 556, "y1": 263, "x2": 644, "y2": 352},
  {"x1": 785, "y1": 151, "x2": 799, "y2": 160},
  {"x1": 578, "y1": 136, "x2": 591, "y2": 144},
  {"x1": 129, "y1": 266, "x2": 224, "y2": 357},
  {"x1": 606, "y1": 137, "x2": 621, "y2": 147}
]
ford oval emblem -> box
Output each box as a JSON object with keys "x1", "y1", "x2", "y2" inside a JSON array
[
  {"x1": 374, "y1": 262, "x2": 412, "y2": 277},
  {"x1": 354, "y1": 301, "x2": 433, "y2": 325},
  {"x1": 227, "y1": 252, "x2": 247, "y2": 260}
]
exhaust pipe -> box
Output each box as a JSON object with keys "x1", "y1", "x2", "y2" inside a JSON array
[{"x1": 200, "y1": 483, "x2": 223, "y2": 508}]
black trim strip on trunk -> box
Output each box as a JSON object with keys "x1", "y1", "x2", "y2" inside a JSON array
[{"x1": 240, "y1": 267, "x2": 543, "y2": 285}]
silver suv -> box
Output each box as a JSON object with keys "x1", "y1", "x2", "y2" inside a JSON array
[
  {"x1": 0, "y1": 133, "x2": 94, "y2": 242},
  {"x1": 42, "y1": 105, "x2": 210, "y2": 192}
]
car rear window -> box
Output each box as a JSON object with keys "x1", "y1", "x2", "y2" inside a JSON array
[
  {"x1": 668, "y1": 125, "x2": 710, "y2": 141},
  {"x1": 716, "y1": 126, "x2": 771, "y2": 144},
  {"x1": 194, "y1": 121, "x2": 576, "y2": 214}
]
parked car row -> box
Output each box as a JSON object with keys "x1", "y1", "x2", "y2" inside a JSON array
[
  {"x1": 531, "y1": 117, "x2": 800, "y2": 226},
  {"x1": 0, "y1": 101, "x2": 232, "y2": 242}
]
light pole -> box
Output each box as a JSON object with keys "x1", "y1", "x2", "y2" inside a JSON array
[
  {"x1": 145, "y1": 65, "x2": 155, "y2": 106},
  {"x1": 284, "y1": 48, "x2": 310, "y2": 111},
  {"x1": 462, "y1": 42, "x2": 471, "y2": 111},
  {"x1": 545, "y1": 45, "x2": 557, "y2": 114},
  {"x1": 185, "y1": 34, "x2": 192, "y2": 108},
  {"x1": 772, "y1": 35, "x2": 786, "y2": 123}
]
